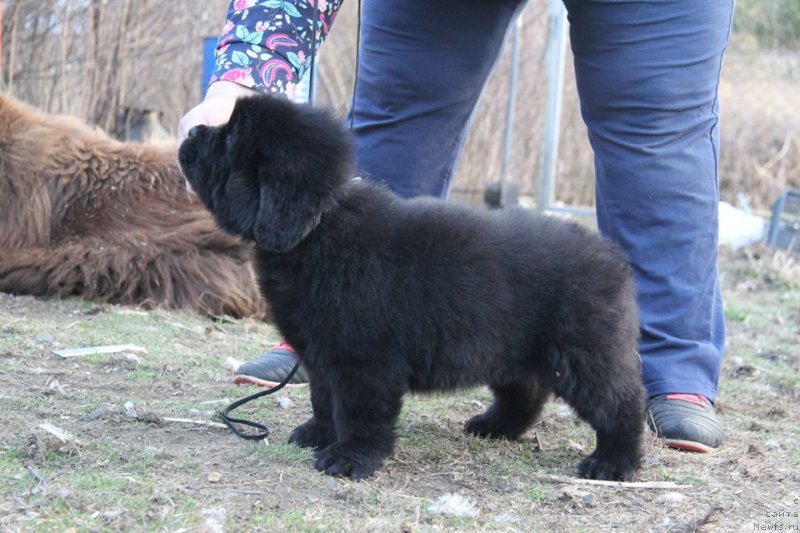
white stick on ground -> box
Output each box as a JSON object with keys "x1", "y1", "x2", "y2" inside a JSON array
[
  {"x1": 533, "y1": 474, "x2": 689, "y2": 490},
  {"x1": 162, "y1": 417, "x2": 228, "y2": 429}
]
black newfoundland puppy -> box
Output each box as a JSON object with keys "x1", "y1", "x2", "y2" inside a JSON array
[{"x1": 179, "y1": 95, "x2": 645, "y2": 481}]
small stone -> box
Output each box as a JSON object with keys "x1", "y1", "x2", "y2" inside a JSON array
[
  {"x1": 567, "y1": 440, "x2": 586, "y2": 452},
  {"x1": 501, "y1": 481, "x2": 525, "y2": 493},
  {"x1": 123, "y1": 353, "x2": 141, "y2": 364},
  {"x1": 428, "y1": 493, "x2": 478, "y2": 518},
  {"x1": 48, "y1": 379, "x2": 67, "y2": 395},
  {"x1": 656, "y1": 492, "x2": 687, "y2": 504},
  {"x1": 494, "y1": 511, "x2": 520, "y2": 523},
  {"x1": 80, "y1": 406, "x2": 108, "y2": 422},
  {"x1": 34, "y1": 334, "x2": 54, "y2": 344},
  {"x1": 276, "y1": 396, "x2": 293, "y2": 409},
  {"x1": 207, "y1": 472, "x2": 222, "y2": 483},
  {"x1": 101, "y1": 508, "x2": 124, "y2": 521},
  {"x1": 124, "y1": 401, "x2": 138, "y2": 418}
]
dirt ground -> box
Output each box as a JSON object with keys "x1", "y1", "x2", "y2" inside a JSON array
[{"x1": 0, "y1": 245, "x2": 798, "y2": 532}]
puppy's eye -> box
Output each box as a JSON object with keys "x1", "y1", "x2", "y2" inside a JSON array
[{"x1": 187, "y1": 126, "x2": 203, "y2": 140}]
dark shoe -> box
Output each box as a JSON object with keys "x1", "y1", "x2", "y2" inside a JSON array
[
  {"x1": 647, "y1": 393, "x2": 724, "y2": 452},
  {"x1": 233, "y1": 342, "x2": 309, "y2": 386}
]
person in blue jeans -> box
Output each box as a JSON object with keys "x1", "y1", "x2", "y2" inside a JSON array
[{"x1": 179, "y1": 0, "x2": 731, "y2": 453}]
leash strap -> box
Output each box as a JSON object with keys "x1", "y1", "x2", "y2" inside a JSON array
[
  {"x1": 219, "y1": 361, "x2": 301, "y2": 440},
  {"x1": 308, "y1": 0, "x2": 320, "y2": 105},
  {"x1": 349, "y1": 0, "x2": 362, "y2": 129}
]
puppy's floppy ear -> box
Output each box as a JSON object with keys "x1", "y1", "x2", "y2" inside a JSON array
[
  {"x1": 241, "y1": 96, "x2": 354, "y2": 252},
  {"x1": 253, "y1": 170, "x2": 330, "y2": 253}
]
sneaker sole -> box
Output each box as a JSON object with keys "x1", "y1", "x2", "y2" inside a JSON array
[
  {"x1": 233, "y1": 374, "x2": 308, "y2": 388},
  {"x1": 661, "y1": 438, "x2": 715, "y2": 453}
]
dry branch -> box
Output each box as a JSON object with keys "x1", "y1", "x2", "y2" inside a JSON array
[{"x1": 533, "y1": 474, "x2": 690, "y2": 490}]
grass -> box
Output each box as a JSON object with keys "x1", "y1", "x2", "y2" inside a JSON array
[
  {"x1": 523, "y1": 483, "x2": 550, "y2": 503},
  {"x1": 1, "y1": 247, "x2": 799, "y2": 531},
  {"x1": 251, "y1": 442, "x2": 314, "y2": 465},
  {"x1": 5, "y1": 438, "x2": 208, "y2": 531},
  {"x1": 724, "y1": 303, "x2": 751, "y2": 322}
]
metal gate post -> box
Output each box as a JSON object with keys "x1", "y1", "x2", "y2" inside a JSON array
[{"x1": 536, "y1": 0, "x2": 568, "y2": 213}]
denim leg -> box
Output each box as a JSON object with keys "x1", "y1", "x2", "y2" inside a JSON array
[
  {"x1": 564, "y1": 0, "x2": 734, "y2": 401},
  {"x1": 349, "y1": 0, "x2": 526, "y2": 199}
]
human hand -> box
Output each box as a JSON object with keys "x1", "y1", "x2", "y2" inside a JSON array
[
  {"x1": 177, "y1": 81, "x2": 260, "y2": 145},
  {"x1": 178, "y1": 81, "x2": 259, "y2": 193}
]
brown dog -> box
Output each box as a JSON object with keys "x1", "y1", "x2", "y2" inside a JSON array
[{"x1": 0, "y1": 95, "x2": 264, "y2": 318}]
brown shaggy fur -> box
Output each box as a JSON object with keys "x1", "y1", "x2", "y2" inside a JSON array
[{"x1": 0, "y1": 95, "x2": 265, "y2": 318}]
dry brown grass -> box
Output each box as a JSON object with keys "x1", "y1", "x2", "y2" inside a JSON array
[
  {"x1": 718, "y1": 49, "x2": 800, "y2": 211},
  {"x1": 3, "y1": 1, "x2": 797, "y2": 210}
]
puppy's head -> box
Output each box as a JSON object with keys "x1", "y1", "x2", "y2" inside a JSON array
[{"x1": 178, "y1": 95, "x2": 353, "y2": 253}]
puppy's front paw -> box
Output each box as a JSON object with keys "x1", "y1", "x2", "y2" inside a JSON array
[
  {"x1": 313, "y1": 442, "x2": 384, "y2": 480},
  {"x1": 577, "y1": 450, "x2": 638, "y2": 481},
  {"x1": 288, "y1": 417, "x2": 335, "y2": 450}
]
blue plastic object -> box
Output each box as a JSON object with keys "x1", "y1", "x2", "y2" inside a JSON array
[{"x1": 201, "y1": 37, "x2": 218, "y2": 99}]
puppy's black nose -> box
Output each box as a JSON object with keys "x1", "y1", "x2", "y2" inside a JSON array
[{"x1": 187, "y1": 126, "x2": 202, "y2": 139}]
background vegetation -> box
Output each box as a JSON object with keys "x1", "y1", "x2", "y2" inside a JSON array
[
  {"x1": 1, "y1": 0, "x2": 798, "y2": 210},
  {"x1": 733, "y1": 0, "x2": 800, "y2": 49}
]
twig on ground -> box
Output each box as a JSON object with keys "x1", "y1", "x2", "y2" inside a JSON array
[
  {"x1": 52, "y1": 344, "x2": 146, "y2": 358},
  {"x1": 228, "y1": 489, "x2": 263, "y2": 495},
  {"x1": 25, "y1": 464, "x2": 46, "y2": 484},
  {"x1": 190, "y1": 480, "x2": 270, "y2": 489},
  {"x1": 533, "y1": 474, "x2": 689, "y2": 490},
  {"x1": 162, "y1": 417, "x2": 228, "y2": 429},
  {"x1": 37, "y1": 422, "x2": 80, "y2": 444}
]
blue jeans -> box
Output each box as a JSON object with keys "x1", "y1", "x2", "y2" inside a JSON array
[{"x1": 349, "y1": 0, "x2": 733, "y2": 401}]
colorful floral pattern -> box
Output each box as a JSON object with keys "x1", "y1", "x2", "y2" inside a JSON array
[{"x1": 211, "y1": 0, "x2": 343, "y2": 97}]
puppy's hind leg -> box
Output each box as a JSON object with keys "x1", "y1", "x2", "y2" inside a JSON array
[
  {"x1": 465, "y1": 375, "x2": 550, "y2": 440},
  {"x1": 553, "y1": 347, "x2": 645, "y2": 481}
]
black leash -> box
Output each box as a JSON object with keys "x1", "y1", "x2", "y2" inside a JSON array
[
  {"x1": 307, "y1": 0, "x2": 320, "y2": 105},
  {"x1": 219, "y1": 361, "x2": 301, "y2": 440},
  {"x1": 349, "y1": 0, "x2": 362, "y2": 130}
]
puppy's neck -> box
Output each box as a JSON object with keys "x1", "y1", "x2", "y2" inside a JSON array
[
  {"x1": 295, "y1": 177, "x2": 365, "y2": 247},
  {"x1": 298, "y1": 180, "x2": 358, "y2": 243}
]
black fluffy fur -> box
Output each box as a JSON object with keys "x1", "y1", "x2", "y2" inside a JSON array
[{"x1": 179, "y1": 95, "x2": 646, "y2": 481}]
